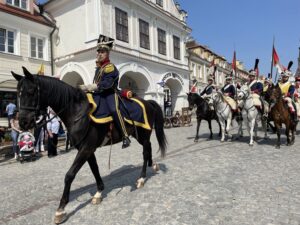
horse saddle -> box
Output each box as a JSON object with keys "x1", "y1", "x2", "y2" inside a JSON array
[{"x1": 86, "y1": 93, "x2": 151, "y2": 130}]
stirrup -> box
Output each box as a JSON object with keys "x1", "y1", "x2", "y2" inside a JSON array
[{"x1": 122, "y1": 137, "x2": 131, "y2": 149}]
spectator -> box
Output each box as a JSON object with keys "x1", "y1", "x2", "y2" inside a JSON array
[
  {"x1": 34, "y1": 115, "x2": 46, "y2": 155},
  {"x1": 6, "y1": 102, "x2": 16, "y2": 128},
  {"x1": 10, "y1": 110, "x2": 22, "y2": 159},
  {"x1": 46, "y1": 108, "x2": 60, "y2": 158}
]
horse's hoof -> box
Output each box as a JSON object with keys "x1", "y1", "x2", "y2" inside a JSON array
[
  {"x1": 152, "y1": 163, "x2": 160, "y2": 172},
  {"x1": 249, "y1": 143, "x2": 253, "y2": 147},
  {"x1": 92, "y1": 197, "x2": 102, "y2": 205},
  {"x1": 91, "y1": 191, "x2": 102, "y2": 205},
  {"x1": 194, "y1": 139, "x2": 198, "y2": 143},
  {"x1": 220, "y1": 140, "x2": 224, "y2": 143},
  {"x1": 275, "y1": 145, "x2": 280, "y2": 149},
  {"x1": 54, "y1": 211, "x2": 68, "y2": 224},
  {"x1": 136, "y1": 178, "x2": 145, "y2": 189}
]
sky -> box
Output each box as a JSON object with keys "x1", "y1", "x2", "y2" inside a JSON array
[
  {"x1": 37, "y1": 0, "x2": 300, "y2": 76},
  {"x1": 176, "y1": 0, "x2": 300, "y2": 76}
]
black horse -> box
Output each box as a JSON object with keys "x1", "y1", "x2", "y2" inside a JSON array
[
  {"x1": 187, "y1": 92, "x2": 221, "y2": 141},
  {"x1": 12, "y1": 67, "x2": 167, "y2": 224}
]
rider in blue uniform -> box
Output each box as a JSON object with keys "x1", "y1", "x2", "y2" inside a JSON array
[
  {"x1": 200, "y1": 75, "x2": 215, "y2": 110},
  {"x1": 221, "y1": 75, "x2": 237, "y2": 111},
  {"x1": 80, "y1": 35, "x2": 131, "y2": 148}
]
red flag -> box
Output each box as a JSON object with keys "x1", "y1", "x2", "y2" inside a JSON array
[
  {"x1": 272, "y1": 46, "x2": 284, "y2": 73},
  {"x1": 273, "y1": 47, "x2": 279, "y2": 66}
]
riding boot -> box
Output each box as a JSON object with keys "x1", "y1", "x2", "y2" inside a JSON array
[{"x1": 122, "y1": 136, "x2": 131, "y2": 149}]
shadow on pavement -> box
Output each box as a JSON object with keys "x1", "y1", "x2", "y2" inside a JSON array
[{"x1": 66, "y1": 163, "x2": 167, "y2": 219}]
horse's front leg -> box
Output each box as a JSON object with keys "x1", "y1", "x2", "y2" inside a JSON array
[
  {"x1": 217, "y1": 119, "x2": 222, "y2": 137},
  {"x1": 208, "y1": 119, "x2": 213, "y2": 140},
  {"x1": 275, "y1": 123, "x2": 281, "y2": 149},
  {"x1": 249, "y1": 119, "x2": 256, "y2": 146},
  {"x1": 194, "y1": 119, "x2": 201, "y2": 142},
  {"x1": 88, "y1": 153, "x2": 105, "y2": 205},
  {"x1": 285, "y1": 124, "x2": 291, "y2": 146},
  {"x1": 226, "y1": 115, "x2": 232, "y2": 141},
  {"x1": 220, "y1": 119, "x2": 225, "y2": 142},
  {"x1": 54, "y1": 151, "x2": 91, "y2": 224}
]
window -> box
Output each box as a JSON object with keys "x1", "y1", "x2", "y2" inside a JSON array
[
  {"x1": 115, "y1": 8, "x2": 128, "y2": 43},
  {"x1": 173, "y1": 35, "x2": 180, "y2": 60},
  {"x1": 0, "y1": 28, "x2": 15, "y2": 53},
  {"x1": 6, "y1": 0, "x2": 28, "y2": 10},
  {"x1": 157, "y1": 28, "x2": 166, "y2": 55},
  {"x1": 139, "y1": 19, "x2": 150, "y2": 50},
  {"x1": 156, "y1": 0, "x2": 163, "y2": 7},
  {"x1": 198, "y1": 65, "x2": 202, "y2": 79},
  {"x1": 30, "y1": 36, "x2": 44, "y2": 59}
]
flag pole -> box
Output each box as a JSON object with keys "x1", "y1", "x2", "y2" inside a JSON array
[{"x1": 270, "y1": 36, "x2": 275, "y2": 79}]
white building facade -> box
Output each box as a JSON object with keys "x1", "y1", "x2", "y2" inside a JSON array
[
  {"x1": 44, "y1": 0, "x2": 191, "y2": 113},
  {"x1": 0, "y1": 0, "x2": 53, "y2": 118}
]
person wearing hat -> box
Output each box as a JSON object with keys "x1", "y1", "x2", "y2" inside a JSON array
[
  {"x1": 200, "y1": 75, "x2": 215, "y2": 110},
  {"x1": 80, "y1": 35, "x2": 131, "y2": 148},
  {"x1": 279, "y1": 61, "x2": 297, "y2": 122},
  {"x1": 294, "y1": 76, "x2": 300, "y2": 118},
  {"x1": 247, "y1": 69, "x2": 265, "y2": 115},
  {"x1": 221, "y1": 75, "x2": 237, "y2": 111}
]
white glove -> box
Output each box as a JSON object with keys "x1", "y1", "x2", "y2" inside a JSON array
[{"x1": 79, "y1": 84, "x2": 97, "y2": 92}]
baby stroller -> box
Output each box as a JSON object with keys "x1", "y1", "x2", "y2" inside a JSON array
[{"x1": 18, "y1": 132, "x2": 36, "y2": 163}]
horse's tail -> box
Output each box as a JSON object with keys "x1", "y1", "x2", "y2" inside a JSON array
[{"x1": 147, "y1": 100, "x2": 167, "y2": 158}]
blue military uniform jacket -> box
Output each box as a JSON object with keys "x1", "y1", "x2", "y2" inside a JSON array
[
  {"x1": 221, "y1": 84, "x2": 235, "y2": 98},
  {"x1": 200, "y1": 84, "x2": 215, "y2": 96},
  {"x1": 94, "y1": 62, "x2": 119, "y2": 91}
]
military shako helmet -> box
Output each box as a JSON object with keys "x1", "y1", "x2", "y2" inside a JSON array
[
  {"x1": 249, "y1": 58, "x2": 259, "y2": 77},
  {"x1": 97, "y1": 34, "x2": 114, "y2": 52},
  {"x1": 281, "y1": 61, "x2": 293, "y2": 77}
]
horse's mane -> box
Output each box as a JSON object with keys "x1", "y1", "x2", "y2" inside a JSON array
[
  {"x1": 33, "y1": 75, "x2": 86, "y2": 106},
  {"x1": 217, "y1": 91, "x2": 225, "y2": 102}
]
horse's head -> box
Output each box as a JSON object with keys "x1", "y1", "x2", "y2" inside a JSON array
[
  {"x1": 268, "y1": 83, "x2": 281, "y2": 105},
  {"x1": 11, "y1": 67, "x2": 47, "y2": 130},
  {"x1": 237, "y1": 85, "x2": 249, "y2": 100},
  {"x1": 186, "y1": 92, "x2": 200, "y2": 110},
  {"x1": 212, "y1": 91, "x2": 222, "y2": 104}
]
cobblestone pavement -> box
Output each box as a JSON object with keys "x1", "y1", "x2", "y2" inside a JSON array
[{"x1": 1, "y1": 120, "x2": 300, "y2": 225}]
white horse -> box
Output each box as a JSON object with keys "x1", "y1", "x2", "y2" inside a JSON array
[
  {"x1": 212, "y1": 91, "x2": 239, "y2": 142},
  {"x1": 237, "y1": 85, "x2": 267, "y2": 146}
]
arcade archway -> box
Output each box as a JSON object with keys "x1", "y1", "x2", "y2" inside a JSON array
[
  {"x1": 61, "y1": 72, "x2": 84, "y2": 87},
  {"x1": 119, "y1": 72, "x2": 150, "y2": 98}
]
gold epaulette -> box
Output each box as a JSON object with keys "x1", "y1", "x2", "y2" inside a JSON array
[{"x1": 104, "y1": 64, "x2": 114, "y2": 73}]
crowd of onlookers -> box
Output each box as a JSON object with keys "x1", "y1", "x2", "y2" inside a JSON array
[{"x1": 4, "y1": 102, "x2": 71, "y2": 160}]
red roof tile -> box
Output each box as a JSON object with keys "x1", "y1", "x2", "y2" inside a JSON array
[{"x1": 0, "y1": 3, "x2": 52, "y2": 27}]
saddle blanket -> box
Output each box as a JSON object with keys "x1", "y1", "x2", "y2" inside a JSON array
[{"x1": 87, "y1": 93, "x2": 151, "y2": 130}]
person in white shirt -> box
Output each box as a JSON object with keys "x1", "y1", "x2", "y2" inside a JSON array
[{"x1": 47, "y1": 108, "x2": 60, "y2": 157}]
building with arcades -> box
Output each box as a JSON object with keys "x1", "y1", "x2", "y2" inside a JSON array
[{"x1": 42, "y1": 0, "x2": 191, "y2": 115}]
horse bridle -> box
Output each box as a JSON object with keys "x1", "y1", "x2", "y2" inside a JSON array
[
  {"x1": 18, "y1": 78, "x2": 70, "y2": 129},
  {"x1": 18, "y1": 79, "x2": 47, "y2": 122}
]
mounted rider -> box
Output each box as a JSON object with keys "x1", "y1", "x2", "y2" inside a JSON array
[
  {"x1": 200, "y1": 75, "x2": 215, "y2": 110},
  {"x1": 279, "y1": 61, "x2": 298, "y2": 122},
  {"x1": 247, "y1": 59, "x2": 268, "y2": 116},
  {"x1": 221, "y1": 75, "x2": 237, "y2": 111},
  {"x1": 80, "y1": 35, "x2": 131, "y2": 148},
  {"x1": 263, "y1": 75, "x2": 272, "y2": 95},
  {"x1": 294, "y1": 76, "x2": 300, "y2": 117}
]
